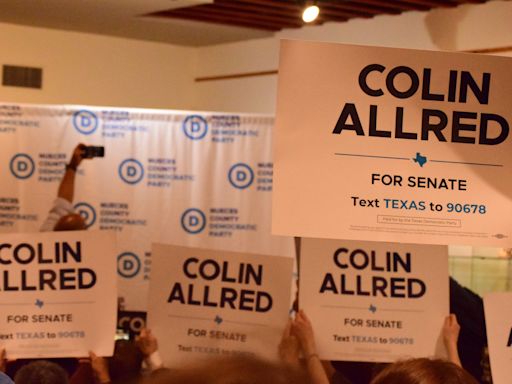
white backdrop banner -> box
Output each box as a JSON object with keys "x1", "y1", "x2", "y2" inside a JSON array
[
  {"x1": 300, "y1": 238, "x2": 449, "y2": 362},
  {"x1": 147, "y1": 243, "x2": 294, "y2": 366},
  {"x1": 273, "y1": 40, "x2": 512, "y2": 246},
  {"x1": 484, "y1": 292, "x2": 512, "y2": 384},
  {"x1": 0, "y1": 230, "x2": 117, "y2": 359},
  {"x1": 0, "y1": 103, "x2": 294, "y2": 310}
]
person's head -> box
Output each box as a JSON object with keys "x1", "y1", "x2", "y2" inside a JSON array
[
  {"x1": 370, "y1": 358, "x2": 478, "y2": 384},
  {"x1": 54, "y1": 213, "x2": 87, "y2": 231},
  {"x1": 14, "y1": 360, "x2": 69, "y2": 384},
  {"x1": 0, "y1": 372, "x2": 14, "y2": 384},
  {"x1": 108, "y1": 339, "x2": 144, "y2": 384},
  {"x1": 148, "y1": 355, "x2": 309, "y2": 384}
]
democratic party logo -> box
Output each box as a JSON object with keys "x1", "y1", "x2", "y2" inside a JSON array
[
  {"x1": 181, "y1": 208, "x2": 206, "y2": 234},
  {"x1": 228, "y1": 163, "x2": 254, "y2": 189},
  {"x1": 119, "y1": 159, "x2": 144, "y2": 185},
  {"x1": 9, "y1": 153, "x2": 35, "y2": 180},
  {"x1": 72, "y1": 110, "x2": 99, "y2": 135},
  {"x1": 182, "y1": 115, "x2": 208, "y2": 140},
  {"x1": 74, "y1": 202, "x2": 97, "y2": 228},
  {"x1": 117, "y1": 252, "x2": 141, "y2": 279}
]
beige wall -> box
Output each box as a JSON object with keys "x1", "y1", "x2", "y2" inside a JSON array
[
  {"x1": 194, "y1": 1, "x2": 512, "y2": 114},
  {"x1": 0, "y1": 1, "x2": 511, "y2": 113},
  {"x1": 0, "y1": 22, "x2": 196, "y2": 110},
  {"x1": 193, "y1": 38, "x2": 279, "y2": 114}
]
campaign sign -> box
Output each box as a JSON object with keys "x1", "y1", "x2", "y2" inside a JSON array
[
  {"x1": 300, "y1": 238, "x2": 448, "y2": 362},
  {"x1": 484, "y1": 292, "x2": 512, "y2": 384},
  {"x1": 0, "y1": 231, "x2": 117, "y2": 358},
  {"x1": 273, "y1": 40, "x2": 512, "y2": 246},
  {"x1": 148, "y1": 244, "x2": 294, "y2": 366}
]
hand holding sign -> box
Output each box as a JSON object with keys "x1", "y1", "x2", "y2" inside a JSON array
[
  {"x1": 442, "y1": 314, "x2": 461, "y2": 367},
  {"x1": 136, "y1": 328, "x2": 158, "y2": 357},
  {"x1": 148, "y1": 244, "x2": 294, "y2": 366},
  {"x1": 300, "y1": 238, "x2": 448, "y2": 362},
  {"x1": 292, "y1": 310, "x2": 317, "y2": 358},
  {"x1": 89, "y1": 351, "x2": 111, "y2": 384},
  {"x1": 0, "y1": 231, "x2": 117, "y2": 359},
  {"x1": 292, "y1": 310, "x2": 330, "y2": 384},
  {"x1": 278, "y1": 319, "x2": 300, "y2": 365}
]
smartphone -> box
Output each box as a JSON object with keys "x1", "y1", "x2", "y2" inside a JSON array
[
  {"x1": 83, "y1": 145, "x2": 105, "y2": 158},
  {"x1": 115, "y1": 329, "x2": 130, "y2": 341}
]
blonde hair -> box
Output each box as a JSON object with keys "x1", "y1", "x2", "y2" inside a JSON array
[
  {"x1": 147, "y1": 355, "x2": 308, "y2": 384},
  {"x1": 370, "y1": 358, "x2": 478, "y2": 384}
]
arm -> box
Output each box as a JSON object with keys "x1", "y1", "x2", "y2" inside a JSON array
[
  {"x1": 0, "y1": 348, "x2": 6, "y2": 373},
  {"x1": 69, "y1": 359, "x2": 95, "y2": 384},
  {"x1": 90, "y1": 352, "x2": 111, "y2": 384},
  {"x1": 40, "y1": 144, "x2": 86, "y2": 231},
  {"x1": 278, "y1": 319, "x2": 301, "y2": 366},
  {"x1": 136, "y1": 329, "x2": 163, "y2": 371},
  {"x1": 58, "y1": 144, "x2": 86, "y2": 203},
  {"x1": 292, "y1": 310, "x2": 330, "y2": 384},
  {"x1": 443, "y1": 314, "x2": 462, "y2": 368}
]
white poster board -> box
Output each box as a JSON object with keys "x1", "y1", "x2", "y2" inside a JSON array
[
  {"x1": 484, "y1": 292, "x2": 512, "y2": 384},
  {"x1": 0, "y1": 231, "x2": 117, "y2": 358},
  {"x1": 148, "y1": 244, "x2": 294, "y2": 366},
  {"x1": 273, "y1": 40, "x2": 512, "y2": 246},
  {"x1": 300, "y1": 238, "x2": 448, "y2": 362}
]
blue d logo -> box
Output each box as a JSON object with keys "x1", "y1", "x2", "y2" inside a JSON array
[
  {"x1": 182, "y1": 115, "x2": 208, "y2": 140},
  {"x1": 72, "y1": 110, "x2": 98, "y2": 135},
  {"x1": 127, "y1": 166, "x2": 137, "y2": 177},
  {"x1": 181, "y1": 208, "x2": 206, "y2": 234},
  {"x1": 228, "y1": 163, "x2": 254, "y2": 189},
  {"x1": 10, "y1": 153, "x2": 35, "y2": 180},
  {"x1": 119, "y1": 159, "x2": 144, "y2": 185},
  {"x1": 237, "y1": 171, "x2": 247, "y2": 182},
  {"x1": 117, "y1": 252, "x2": 141, "y2": 278},
  {"x1": 191, "y1": 120, "x2": 201, "y2": 133}
]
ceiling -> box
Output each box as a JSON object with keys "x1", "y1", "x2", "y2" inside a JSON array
[
  {"x1": 0, "y1": 0, "x2": 496, "y2": 46},
  {"x1": 148, "y1": 0, "x2": 491, "y2": 32}
]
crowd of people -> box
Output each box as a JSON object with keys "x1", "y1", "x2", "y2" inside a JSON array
[
  {"x1": 0, "y1": 311, "x2": 478, "y2": 384},
  {"x1": 0, "y1": 145, "x2": 488, "y2": 383}
]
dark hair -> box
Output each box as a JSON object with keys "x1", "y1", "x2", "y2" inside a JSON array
[
  {"x1": 108, "y1": 339, "x2": 144, "y2": 383},
  {"x1": 370, "y1": 358, "x2": 478, "y2": 384},
  {"x1": 148, "y1": 355, "x2": 309, "y2": 384},
  {"x1": 14, "y1": 360, "x2": 69, "y2": 384}
]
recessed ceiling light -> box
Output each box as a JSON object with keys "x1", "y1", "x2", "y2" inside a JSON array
[{"x1": 302, "y1": 4, "x2": 320, "y2": 23}]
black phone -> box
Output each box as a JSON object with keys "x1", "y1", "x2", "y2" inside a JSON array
[{"x1": 83, "y1": 145, "x2": 105, "y2": 158}]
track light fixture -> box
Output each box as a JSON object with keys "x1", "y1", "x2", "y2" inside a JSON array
[{"x1": 302, "y1": 1, "x2": 320, "y2": 23}]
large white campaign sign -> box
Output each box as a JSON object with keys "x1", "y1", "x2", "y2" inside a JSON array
[
  {"x1": 0, "y1": 231, "x2": 117, "y2": 358},
  {"x1": 300, "y1": 238, "x2": 448, "y2": 362},
  {"x1": 0, "y1": 103, "x2": 294, "y2": 309},
  {"x1": 148, "y1": 244, "x2": 294, "y2": 366},
  {"x1": 484, "y1": 292, "x2": 512, "y2": 384},
  {"x1": 273, "y1": 40, "x2": 512, "y2": 246}
]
